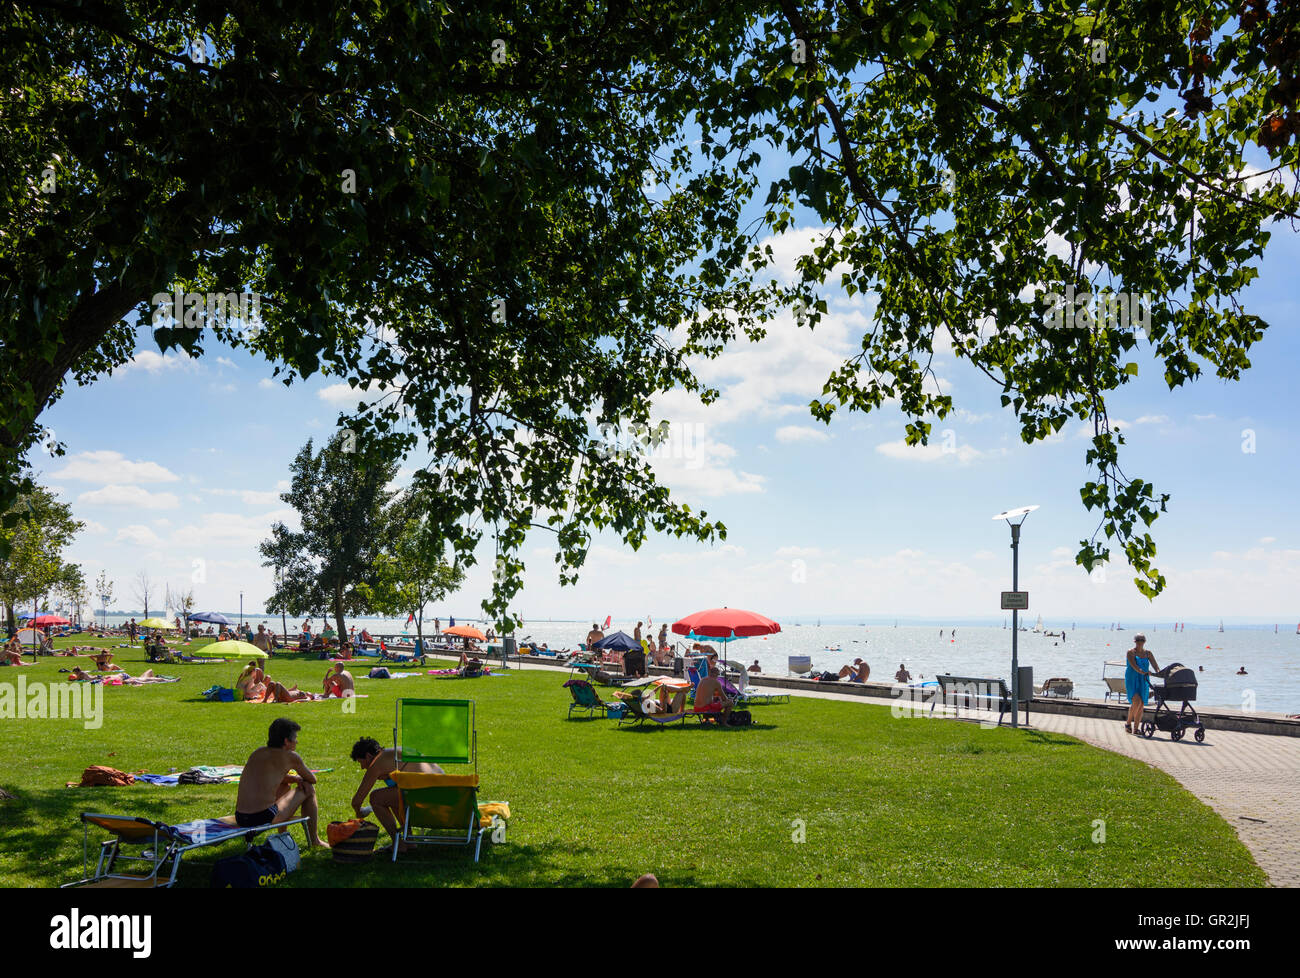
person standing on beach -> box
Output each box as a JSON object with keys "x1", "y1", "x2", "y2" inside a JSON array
[
  {"x1": 658, "y1": 623, "x2": 668, "y2": 650},
  {"x1": 634, "y1": 621, "x2": 643, "y2": 644},
  {"x1": 1124, "y1": 634, "x2": 1159, "y2": 735}
]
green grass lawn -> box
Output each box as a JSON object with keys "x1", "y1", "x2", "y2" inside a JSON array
[{"x1": 0, "y1": 635, "x2": 1265, "y2": 887}]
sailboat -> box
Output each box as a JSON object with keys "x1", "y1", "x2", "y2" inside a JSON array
[
  {"x1": 1116, "y1": 623, "x2": 1124, "y2": 631},
  {"x1": 1219, "y1": 620, "x2": 1224, "y2": 633},
  {"x1": 1032, "y1": 614, "x2": 1044, "y2": 634}
]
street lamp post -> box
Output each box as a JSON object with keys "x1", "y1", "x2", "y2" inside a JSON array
[
  {"x1": 993, "y1": 505, "x2": 1038, "y2": 728},
  {"x1": 239, "y1": 591, "x2": 243, "y2": 631}
]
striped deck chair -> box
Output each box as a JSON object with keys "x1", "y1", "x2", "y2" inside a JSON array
[{"x1": 391, "y1": 698, "x2": 508, "y2": 862}]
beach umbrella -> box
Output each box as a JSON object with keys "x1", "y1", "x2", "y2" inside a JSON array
[
  {"x1": 31, "y1": 614, "x2": 70, "y2": 627},
  {"x1": 671, "y1": 607, "x2": 781, "y2": 670},
  {"x1": 671, "y1": 607, "x2": 781, "y2": 639},
  {"x1": 190, "y1": 611, "x2": 234, "y2": 625},
  {"x1": 444, "y1": 625, "x2": 485, "y2": 640},
  {"x1": 138, "y1": 617, "x2": 173, "y2": 630},
  {"x1": 591, "y1": 630, "x2": 639, "y2": 652},
  {"x1": 190, "y1": 640, "x2": 267, "y2": 659}
]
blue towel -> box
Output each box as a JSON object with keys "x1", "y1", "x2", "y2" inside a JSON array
[{"x1": 134, "y1": 773, "x2": 180, "y2": 786}]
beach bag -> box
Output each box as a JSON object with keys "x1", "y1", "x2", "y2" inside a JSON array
[
  {"x1": 265, "y1": 831, "x2": 300, "y2": 873},
  {"x1": 75, "y1": 766, "x2": 136, "y2": 787},
  {"x1": 726, "y1": 709, "x2": 753, "y2": 727},
  {"x1": 211, "y1": 844, "x2": 287, "y2": 888},
  {"x1": 368, "y1": 667, "x2": 390, "y2": 679},
  {"x1": 329, "y1": 820, "x2": 380, "y2": 863},
  {"x1": 201, "y1": 685, "x2": 235, "y2": 702}
]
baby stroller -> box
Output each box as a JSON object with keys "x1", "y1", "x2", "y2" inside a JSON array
[{"x1": 1139, "y1": 662, "x2": 1205, "y2": 743}]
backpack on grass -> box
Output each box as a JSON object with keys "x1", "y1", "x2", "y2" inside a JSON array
[{"x1": 726, "y1": 709, "x2": 753, "y2": 727}]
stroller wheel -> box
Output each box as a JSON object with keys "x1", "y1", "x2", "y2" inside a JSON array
[
  {"x1": 1141, "y1": 721, "x2": 1155, "y2": 738},
  {"x1": 1195, "y1": 727, "x2": 1205, "y2": 743},
  {"x1": 1171, "y1": 728, "x2": 1183, "y2": 742}
]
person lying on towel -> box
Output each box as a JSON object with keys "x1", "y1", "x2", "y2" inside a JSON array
[
  {"x1": 235, "y1": 718, "x2": 328, "y2": 847},
  {"x1": 349, "y1": 736, "x2": 443, "y2": 852}
]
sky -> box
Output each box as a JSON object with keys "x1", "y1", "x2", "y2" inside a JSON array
[{"x1": 27, "y1": 142, "x2": 1300, "y2": 628}]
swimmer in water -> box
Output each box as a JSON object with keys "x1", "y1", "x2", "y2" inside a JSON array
[{"x1": 1236, "y1": 666, "x2": 1248, "y2": 675}]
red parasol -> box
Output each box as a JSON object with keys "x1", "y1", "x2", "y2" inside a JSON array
[{"x1": 671, "y1": 607, "x2": 781, "y2": 639}]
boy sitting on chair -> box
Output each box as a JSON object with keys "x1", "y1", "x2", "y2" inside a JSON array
[
  {"x1": 235, "y1": 718, "x2": 328, "y2": 847},
  {"x1": 349, "y1": 736, "x2": 443, "y2": 852}
]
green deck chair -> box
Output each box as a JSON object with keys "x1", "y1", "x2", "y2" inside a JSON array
[{"x1": 391, "y1": 698, "x2": 504, "y2": 862}]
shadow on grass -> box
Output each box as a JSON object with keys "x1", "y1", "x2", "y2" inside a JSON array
[
  {"x1": 1021, "y1": 730, "x2": 1086, "y2": 748},
  {"x1": 614, "y1": 722, "x2": 778, "y2": 734}
]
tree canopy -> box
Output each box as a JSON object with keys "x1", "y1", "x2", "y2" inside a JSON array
[
  {"x1": 0, "y1": 485, "x2": 84, "y2": 629},
  {"x1": 4, "y1": 2, "x2": 1297, "y2": 603}
]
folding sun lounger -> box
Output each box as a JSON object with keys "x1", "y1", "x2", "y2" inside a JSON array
[
  {"x1": 65, "y1": 813, "x2": 309, "y2": 888},
  {"x1": 390, "y1": 698, "x2": 509, "y2": 863},
  {"x1": 564, "y1": 678, "x2": 612, "y2": 719}
]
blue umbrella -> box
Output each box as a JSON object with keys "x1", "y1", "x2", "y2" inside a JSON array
[
  {"x1": 592, "y1": 630, "x2": 640, "y2": 652},
  {"x1": 190, "y1": 611, "x2": 233, "y2": 625}
]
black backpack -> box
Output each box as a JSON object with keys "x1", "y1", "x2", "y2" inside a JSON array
[
  {"x1": 211, "y1": 842, "x2": 288, "y2": 888},
  {"x1": 726, "y1": 709, "x2": 753, "y2": 727}
]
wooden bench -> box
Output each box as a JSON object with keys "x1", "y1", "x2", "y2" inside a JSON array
[{"x1": 933, "y1": 675, "x2": 1031, "y2": 726}]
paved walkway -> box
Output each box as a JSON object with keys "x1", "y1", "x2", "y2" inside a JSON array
[{"x1": 757, "y1": 681, "x2": 1300, "y2": 887}]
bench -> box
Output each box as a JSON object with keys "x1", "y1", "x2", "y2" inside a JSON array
[{"x1": 933, "y1": 675, "x2": 1031, "y2": 726}]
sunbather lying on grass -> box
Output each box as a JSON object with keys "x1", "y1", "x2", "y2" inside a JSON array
[
  {"x1": 235, "y1": 718, "x2": 327, "y2": 847},
  {"x1": 349, "y1": 736, "x2": 443, "y2": 852}
]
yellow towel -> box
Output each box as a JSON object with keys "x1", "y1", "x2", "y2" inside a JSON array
[{"x1": 478, "y1": 801, "x2": 510, "y2": 828}]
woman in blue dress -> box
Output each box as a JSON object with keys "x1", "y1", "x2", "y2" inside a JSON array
[{"x1": 1124, "y1": 634, "x2": 1160, "y2": 734}]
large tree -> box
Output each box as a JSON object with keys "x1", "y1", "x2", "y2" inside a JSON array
[
  {"x1": 0, "y1": 486, "x2": 84, "y2": 630},
  {"x1": 4, "y1": 2, "x2": 1298, "y2": 604},
  {"x1": 260, "y1": 432, "x2": 398, "y2": 639}
]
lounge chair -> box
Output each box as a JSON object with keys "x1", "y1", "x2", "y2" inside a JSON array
[
  {"x1": 64, "y1": 812, "x2": 309, "y2": 888},
  {"x1": 390, "y1": 698, "x2": 508, "y2": 862},
  {"x1": 379, "y1": 642, "x2": 426, "y2": 667},
  {"x1": 616, "y1": 691, "x2": 688, "y2": 727},
  {"x1": 564, "y1": 678, "x2": 612, "y2": 719}
]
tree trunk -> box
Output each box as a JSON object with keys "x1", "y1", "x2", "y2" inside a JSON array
[{"x1": 333, "y1": 580, "x2": 346, "y2": 643}]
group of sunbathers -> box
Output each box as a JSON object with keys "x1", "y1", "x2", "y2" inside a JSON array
[
  {"x1": 233, "y1": 718, "x2": 444, "y2": 852},
  {"x1": 235, "y1": 660, "x2": 356, "y2": 703}
]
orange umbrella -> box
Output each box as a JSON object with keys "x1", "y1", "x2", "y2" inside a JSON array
[{"x1": 443, "y1": 625, "x2": 485, "y2": 640}]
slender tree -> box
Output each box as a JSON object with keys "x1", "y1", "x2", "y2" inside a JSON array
[{"x1": 260, "y1": 433, "x2": 398, "y2": 640}]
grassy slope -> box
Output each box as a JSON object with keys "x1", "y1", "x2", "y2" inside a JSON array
[{"x1": 0, "y1": 636, "x2": 1264, "y2": 887}]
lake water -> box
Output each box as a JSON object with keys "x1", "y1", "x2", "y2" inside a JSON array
[{"x1": 89, "y1": 615, "x2": 1300, "y2": 714}]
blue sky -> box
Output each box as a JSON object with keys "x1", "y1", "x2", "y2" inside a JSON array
[{"x1": 29, "y1": 143, "x2": 1300, "y2": 627}]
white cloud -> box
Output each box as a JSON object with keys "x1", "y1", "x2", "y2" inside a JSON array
[
  {"x1": 51, "y1": 451, "x2": 180, "y2": 484},
  {"x1": 874, "y1": 439, "x2": 986, "y2": 463},
  {"x1": 118, "y1": 350, "x2": 200, "y2": 375},
  {"x1": 317, "y1": 382, "x2": 383, "y2": 406},
  {"x1": 1134, "y1": 414, "x2": 1169, "y2": 425},
  {"x1": 774, "y1": 425, "x2": 831, "y2": 444},
  {"x1": 115, "y1": 524, "x2": 164, "y2": 547},
  {"x1": 169, "y1": 509, "x2": 299, "y2": 550},
  {"x1": 1191, "y1": 413, "x2": 1217, "y2": 421},
  {"x1": 775, "y1": 546, "x2": 823, "y2": 558},
  {"x1": 82, "y1": 520, "x2": 107, "y2": 534},
  {"x1": 1259, "y1": 536, "x2": 1276, "y2": 544},
  {"x1": 206, "y1": 487, "x2": 285, "y2": 506},
  {"x1": 259, "y1": 378, "x2": 276, "y2": 390},
  {"x1": 78, "y1": 485, "x2": 180, "y2": 509},
  {"x1": 216, "y1": 356, "x2": 236, "y2": 368}
]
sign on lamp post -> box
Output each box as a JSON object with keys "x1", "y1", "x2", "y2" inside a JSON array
[{"x1": 992, "y1": 506, "x2": 1039, "y2": 728}]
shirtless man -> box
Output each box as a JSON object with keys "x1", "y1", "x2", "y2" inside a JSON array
[
  {"x1": 895, "y1": 663, "x2": 912, "y2": 683},
  {"x1": 694, "y1": 666, "x2": 734, "y2": 723},
  {"x1": 349, "y1": 736, "x2": 442, "y2": 851},
  {"x1": 252, "y1": 624, "x2": 274, "y2": 655},
  {"x1": 323, "y1": 662, "x2": 355, "y2": 697},
  {"x1": 835, "y1": 659, "x2": 870, "y2": 682},
  {"x1": 586, "y1": 623, "x2": 603, "y2": 648},
  {"x1": 235, "y1": 718, "x2": 327, "y2": 846}
]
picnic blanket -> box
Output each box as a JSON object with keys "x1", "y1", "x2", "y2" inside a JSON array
[{"x1": 359, "y1": 671, "x2": 422, "y2": 679}]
